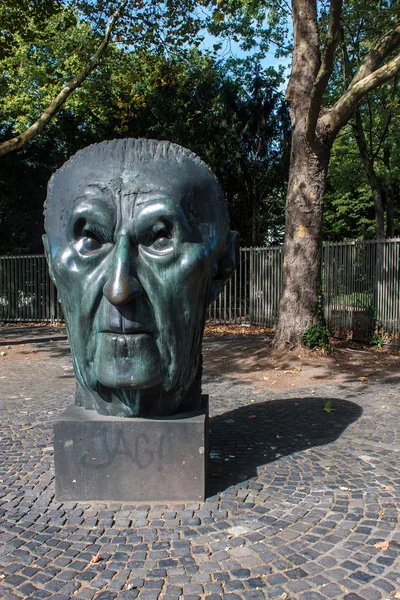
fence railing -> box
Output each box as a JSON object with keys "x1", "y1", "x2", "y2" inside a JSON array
[
  {"x1": 323, "y1": 239, "x2": 400, "y2": 344},
  {"x1": 206, "y1": 247, "x2": 283, "y2": 326},
  {"x1": 0, "y1": 254, "x2": 63, "y2": 322},
  {"x1": 2, "y1": 239, "x2": 400, "y2": 343}
]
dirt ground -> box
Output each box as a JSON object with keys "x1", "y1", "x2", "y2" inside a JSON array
[
  {"x1": 1, "y1": 323, "x2": 400, "y2": 390},
  {"x1": 202, "y1": 324, "x2": 400, "y2": 390}
]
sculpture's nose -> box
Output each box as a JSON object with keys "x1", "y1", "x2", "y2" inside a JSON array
[{"x1": 103, "y1": 236, "x2": 142, "y2": 306}]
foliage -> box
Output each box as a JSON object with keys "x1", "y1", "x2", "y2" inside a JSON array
[
  {"x1": 323, "y1": 399, "x2": 335, "y2": 413},
  {"x1": 321, "y1": 0, "x2": 400, "y2": 239},
  {"x1": 324, "y1": 128, "x2": 377, "y2": 240},
  {"x1": 0, "y1": 29, "x2": 290, "y2": 252},
  {"x1": 301, "y1": 294, "x2": 331, "y2": 352},
  {"x1": 302, "y1": 323, "x2": 331, "y2": 352},
  {"x1": 369, "y1": 332, "x2": 384, "y2": 348},
  {"x1": 367, "y1": 305, "x2": 385, "y2": 348}
]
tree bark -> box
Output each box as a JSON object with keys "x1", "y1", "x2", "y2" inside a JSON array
[
  {"x1": 274, "y1": 0, "x2": 332, "y2": 348},
  {"x1": 384, "y1": 143, "x2": 395, "y2": 238},
  {"x1": 386, "y1": 183, "x2": 395, "y2": 237},
  {"x1": 252, "y1": 200, "x2": 257, "y2": 245},
  {"x1": 274, "y1": 127, "x2": 331, "y2": 346}
]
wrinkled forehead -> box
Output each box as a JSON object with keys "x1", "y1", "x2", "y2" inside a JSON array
[{"x1": 45, "y1": 157, "x2": 221, "y2": 231}]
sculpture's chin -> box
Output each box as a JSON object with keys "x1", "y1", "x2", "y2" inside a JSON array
[{"x1": 72, "y1": 325, "x2": 204, "y2": 417}]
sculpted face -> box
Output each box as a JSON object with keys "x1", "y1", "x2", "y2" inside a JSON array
[{"x1": 44, "y1": 139, "x2": 237, "y2": 417}]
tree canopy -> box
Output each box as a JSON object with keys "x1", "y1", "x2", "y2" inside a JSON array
[
  {"x1": 1, "y1": 0, "x2": 399, "y2": 265},
  {"x1": 0, "y1": 0, "x2": 291, "y2": 252}
]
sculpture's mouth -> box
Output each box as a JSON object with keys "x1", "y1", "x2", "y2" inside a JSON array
[
  {"x1": 103, "y1": 305, "x2": 158, "y2": 336},
  {"x1": 106, "y1": 307, "x2": 157, "y2": 335},
  {"x1": 99, "y1": 326, "x2": 153, "y2": 335}
]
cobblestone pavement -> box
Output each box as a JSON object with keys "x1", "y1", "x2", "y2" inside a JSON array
[{"x1": 0, "y1": 337, "x2": 399, "y2": 600}]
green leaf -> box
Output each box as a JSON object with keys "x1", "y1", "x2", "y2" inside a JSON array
[{"x1": 323, "y1": 400, "x2": 335, "y2": 413}]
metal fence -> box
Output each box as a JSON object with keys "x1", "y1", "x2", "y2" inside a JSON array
[
  {"x1": 323, "y1": 239, "x2": 400, "y2": 344},
  {"x1": 2, "y1": 240, "x2": 400, "y2": 343},
  {"x1": 0, "y1": 254, "x2": 63, "y2": 322},
  {"x1": 206, "y1": 247, "x2": 283, "y2": 326}
]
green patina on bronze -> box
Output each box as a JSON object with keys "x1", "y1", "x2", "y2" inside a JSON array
[{"x1": 43, "y1": 138, "x2": 238, "y2": 417}]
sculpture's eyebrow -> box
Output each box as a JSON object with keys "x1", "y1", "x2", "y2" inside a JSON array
[
  {"x1": 134, "y1": 192, "x2": 169, "y2": 207},
  {"x1": 76, "y1": 184, "x2": 115, "y2": 202}
]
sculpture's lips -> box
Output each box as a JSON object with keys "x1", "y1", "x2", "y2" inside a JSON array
[{"x1": 99, "y1": 328, "x2": 154, "y2": 335}]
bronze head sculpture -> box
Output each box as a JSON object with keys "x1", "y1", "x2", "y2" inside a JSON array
[{"x1": 43, "y1": 139, "x2": 238, "y2": 418}]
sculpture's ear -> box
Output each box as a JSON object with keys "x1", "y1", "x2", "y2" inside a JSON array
[
  {"x1": 208, "y1": 231, "x2": 239, "y2": 304},
  {"x1": 42, "y1": 234, "x2": 56, "y2": 284}
]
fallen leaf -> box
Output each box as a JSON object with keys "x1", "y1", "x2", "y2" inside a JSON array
[
  {"x1": 0, "y1": 574, "x2": 5, "y2": 579},
  {"x1": 248, "y1": 415, "x2": 257, "y2": 420},
  {"x1": 90, "y1": 554, "x2": 103, "y2": 564},
  {"x1": 358, "y1": 376, "x2": 367, "y2": 382},
  {"x1": 394, "y1": 591, "x2": 400, "y2": 599},
  {"x1": 323, "y1": 400, "x2": 335, "y2": 413},
  {"x1": 0, "y1": 352, "x2": 6, "y2": 356},
  {"x1": 374, "y1": 541, "x2": 389, "y2": 551}
]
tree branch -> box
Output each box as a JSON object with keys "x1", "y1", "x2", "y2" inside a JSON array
[
  {"x1": 305, "y1": 0, "x2": 343, "y2": 145},
  {"x1": 372, "y1": 108, "x2": 392, "y2": 161},
  {"x1": 320, "y1": 51, "x2": 400, "y2": 136},
  {"x1": 349, "y1": 24, "x2": 400, "y2": 87},
  {"x1": 285, "y1": 0, "x2": 320, "y2": 108},
  {"x1": 0, "y1": 0, "x2": 128, "y2": 157}
]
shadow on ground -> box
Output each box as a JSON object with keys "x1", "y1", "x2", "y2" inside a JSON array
[{"x1": 207, "y1": 396, "x2": 362, "y2": 496}]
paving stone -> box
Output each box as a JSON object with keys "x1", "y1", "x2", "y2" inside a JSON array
[{"x1": 0, "y1": 339, "x2": 399, "y2": 600}]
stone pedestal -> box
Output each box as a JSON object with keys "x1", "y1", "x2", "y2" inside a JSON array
[{"x1": 53, "y1": 396, "x2": 208, "y2": 502}]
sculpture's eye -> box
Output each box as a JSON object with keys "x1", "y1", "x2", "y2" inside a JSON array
[
  {"x1": 141, "y1": 222, "x2": 173, "y2": 255},
  {"x1": 74, "y1": 219, "x2": 110, "y2": 255},
  {"x1": 150, "y1": 229, "x2": 173, "y2": 253},
  {"x1": 79, "y1": 234, "x2": 103, "y2": 254}
]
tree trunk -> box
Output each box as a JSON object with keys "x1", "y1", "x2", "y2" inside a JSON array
[
  {"x1": 372, "y1": 186, "x2": 386, "y2": 239},
  {"x1": 273, "y1": 0, "x2": 330, "y2": 348},
  {"x1": 386, "y1": 182, "x2": 395, "y2": 237},
  {"x1": 273, "y1": 128, "x2": 330, "y2": 347},
  {"x1": 252, "y1": 199, "x2": 257, "y2": 245},
  {"x1": 353, "y1": 110, "x2": 385, "y2": 239},
  {"x1": 384, "y1": 144, "x2": 395, "y2": 237},
  {"x1": 272, "y1": 1, "x2": 400, "y2": 349}
]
